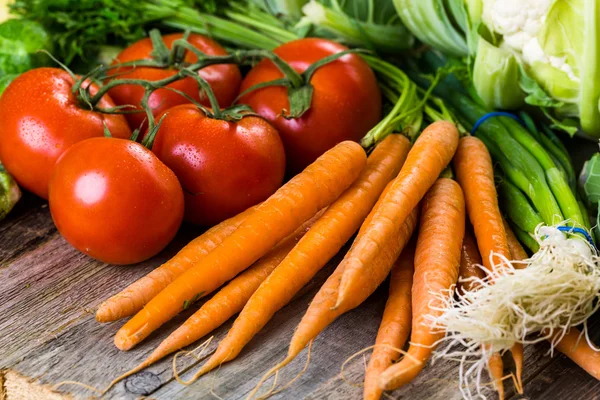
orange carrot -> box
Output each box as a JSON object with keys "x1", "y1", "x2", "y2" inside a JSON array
[
  {"x1": 488, "y1": 352, "x2": 506, "y2": 400},
  {"x1": 249, "y1": 207, "x2": 420, "y2": 399},
  {"x1": 182, "y1": 135, "x2": 411, "y2": 379},
  {"x1": 379, "y1": 178, "x2": 465, "y2": 391},
  {"x1": 461, "y1": 225, "x2": 507, "y2": 396},
  {"x1": 364, "y1": 240, "x2": 415, "y2": 400},
  {"x1": 554, "y1": 329, "x2": 600, "y2": 380},
  {"x1": 114, "y1": 141, "x2": 366, "y2": 351},
  {"x1": 458, "y1": 225, "x2": 485, "y2": 293},
  {"x1": 96, "y1": 207, "x2": 255, "y2": 323},
  {"x1": 454, "y1": 136, "x2": 511, "y2": 272},
  {"x1": 105, "y1": 211, "x2": 323, "y2": 390},
  {"x1": 335, "y1": 121, "x2": 459, "y2": 307},
  {"x1": 455, "y1": 137, "x2": 513, "y2": 397}
]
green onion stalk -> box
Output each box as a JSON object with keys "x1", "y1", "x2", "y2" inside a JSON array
[{"x1": 406, "y1": 54, "x2": 600, "y2": 398}]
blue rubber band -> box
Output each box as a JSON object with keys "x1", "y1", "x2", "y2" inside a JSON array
[
  {"x1": 556, "y1": 226, "x2": 596, "y2": 248},
  {"x1": 470, "y1": 111, "x2": 525, "y2": 135}
]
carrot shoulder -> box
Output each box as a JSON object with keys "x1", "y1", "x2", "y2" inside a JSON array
[
  {"x1": 454, "y1": 136, "x2": 511, "y2": 272},
  {"x1": 114, "y1": 141, "x2": 367, "y2": 351},
  {"x1": 364, "y1": 240, "x2": 415, "y2": 400},
  {"x1": 335, "y1": 120, "x2": 459, "y2": 307},
  {"x1": 189, "y1": 134, "x2": 411, "y2": 377},
  {"x1": 379, "y1": 178, "x2": 465, "y2": 391},
  {"x1": 96, "y1": 207, "x2": 255, "y2": 323}
]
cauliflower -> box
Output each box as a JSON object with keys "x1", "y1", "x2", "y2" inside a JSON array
[{"x1": 482, "y1": 0, "x2": 578, "y2": 82}]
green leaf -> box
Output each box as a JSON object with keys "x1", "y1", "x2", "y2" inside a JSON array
[
  {"x1": 472, "y1": 35, "x2": 525, "y2": 109},
  {"x1": 0, "y1": 19, "x2": 52, "y2": 75},
  {"x1": 535, "y1": 0, "x2": 600, "y2": 135},
  {"x1": 519, "y1": 65, "x2": 565, "y2": 108},
  {"x1": 393, "y1": 0, "x2": 468, "y2": 57},
  {"x1": 579, "y1": 153, "x2": 600, "y2": 206}
]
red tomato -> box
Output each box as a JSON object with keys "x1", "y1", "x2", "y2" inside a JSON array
[
  {"x1": 0, "y1": 68, "x2": 131, "y2": 199},
  {"x1": 108, "y1": 33, "x2": 242, "y2": 130},
  {"x1": 239, "y1": 38, "x2": 381, "y2": 174},
  {"x1": 49, "y1": 137, "x2": 184, "y2": 264},
  {"x1": 152, "y1": 104, "x2": 286, "y2": 226}
]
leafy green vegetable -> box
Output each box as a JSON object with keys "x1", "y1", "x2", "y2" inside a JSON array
[
  {"x1": 580, "y1": 152, "x2": 600, "y2": 240},
  {"x1": 580, "y1": 153, "x2": 600, "y2": 205},
  {"x1": 0, "y1": 163, "x2": 21, "y2": 222},
  {"x1": 10, "y1": 0, "x2": 233, "y2": 64},
  {"x1": 0, "y1": 19, "x2": 52, "y2": 75},
  {"x1": 472, "y1": 36, "x2": 524, "y2": 109},
  {"x1": 300, "y1": 0, "x2": 413, "y2": 53},
  {"x1": 393, "y1": 0, "x2": 468, "y2": 57}
]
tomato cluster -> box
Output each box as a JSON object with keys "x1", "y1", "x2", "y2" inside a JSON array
[{"x1": 0, "y1": 34, "x2": 381, "y2": 265}]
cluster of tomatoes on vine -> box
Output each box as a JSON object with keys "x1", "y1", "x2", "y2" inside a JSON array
[{"x1": 0, "y1": 29, "x2": 382, "y2": 265}]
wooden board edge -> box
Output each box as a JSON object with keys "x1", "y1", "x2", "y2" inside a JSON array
[{"x1": 0, "y1": 369, "x2": 71, "y2": 400}]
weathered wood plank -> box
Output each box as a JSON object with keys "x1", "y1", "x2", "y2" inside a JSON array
[{"x1": 0, "y1": 194, "x2": 57, "y2": 268}]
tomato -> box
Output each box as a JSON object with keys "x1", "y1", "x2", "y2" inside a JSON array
[
  {"x1": 0, "y1": 68, "x2": 131, "y2": 199},
  {"x1": 49, "y1": 137, "x2": 184, "y2": 265},
  {"x1": 108, "y1": 33, "x2": 242, "y2": 130},
  {"x1": 152, "y1": 104, "x2": 286, "y2": 226},
  {"x1": 239, "y1": 38, "x2": 381, "y2": 174}
]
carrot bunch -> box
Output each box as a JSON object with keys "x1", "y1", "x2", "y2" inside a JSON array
[
  {"x1": 93, "y1": 116, "x2": 462, "y2": 395},
  {"x1": 94, "y1": 104, "x2": 597, "y2": 400}
]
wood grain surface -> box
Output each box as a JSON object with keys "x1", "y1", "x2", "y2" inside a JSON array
[{"x1": 1, "y1": 137, "x2": 599, "y2": 400}]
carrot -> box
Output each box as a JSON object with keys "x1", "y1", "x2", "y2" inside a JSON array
[
  {"x1": 554, "y1": 329, "x2": 600, "y2": 380},
  {"x1": 114, "y1": 141, "x2": 367, "y2": 351},
  {"x1": 96, "y1": 207, "x2": 255, "y2": 323},
  {"x1": 458, "y1": 225, "x2": 485, "y2": 293},
  {"x1": 487, "y1": 352, "x2": 505, "y2": 400},
  {"x1": 460, "y1": 225, "x2": 508, "y2": 396},
  {"x1": 454, "y1": 136, "x2": 511, "y2": 272},
  {"x1": 249, "y1": 207, "x2": 420, "y2": 399},
  {"x1": 181, "y1": 135, "x2": 411, "y2": 379},
  {"x1": 379, "y1": 178, "x2": 465, "y2": 391},
  {"x1": 454, "y1": 137, "x2": 514, "y2": 397},
  {"x1": 363, "y1": 240, "x2": 415, "y2": 400},
  {"x1": 104, "y1": 211, "x2": 323, "y2": 390},
  {"x1": 335, "y1": 120, "x2": 459, "y2": 308}
]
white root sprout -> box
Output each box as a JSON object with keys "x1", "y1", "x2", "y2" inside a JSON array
[{"x1": 427, "y1": 223, "x2": 600, "y2": 399}]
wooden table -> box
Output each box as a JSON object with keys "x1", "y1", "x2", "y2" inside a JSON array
[{"x1": 2, "y1": 138, "x2": 600, "y2": 400}]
